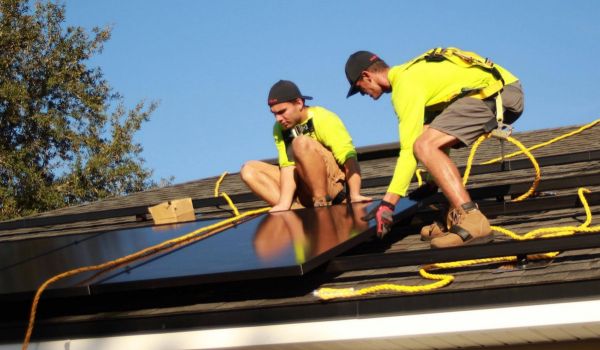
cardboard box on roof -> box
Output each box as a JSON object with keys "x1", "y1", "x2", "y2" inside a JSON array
[{"x1": 148, "y1": 198, "x2": 196, "y2": 225}]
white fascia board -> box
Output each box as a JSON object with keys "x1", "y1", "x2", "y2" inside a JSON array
[{"x1": 3, "y1": 297, "x2": 600, "y2": 350}]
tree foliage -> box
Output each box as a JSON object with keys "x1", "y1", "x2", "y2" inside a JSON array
[{"x1": 0, "y1": 0, "x2": 160, "y2": 220}]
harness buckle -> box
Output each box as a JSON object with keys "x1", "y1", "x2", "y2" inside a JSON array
[
  {"x1": 491, "y1": 123, "x2": 513, "y2": 140},
  {"x1": 282, "y1": 119, "x2": 316, "y2": 162},
  {"x1": 291, "y1": 123, "x2": 312, "y2": 137},
  {"x1": 283, "y1": 119, "x2": 315, "y2": 144},
  {"x1": 490, "y1": 92, "x2": 511, "y2": 140}
]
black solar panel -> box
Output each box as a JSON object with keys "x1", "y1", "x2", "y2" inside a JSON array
[
  {"x1": 0, "y1": 199, "x2": 418, "y2": 299},
  {"x1": 0, "y1": 218, "x2": 221, "y2": 297}
]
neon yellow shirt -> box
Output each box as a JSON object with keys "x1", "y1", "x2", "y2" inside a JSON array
[
  {"x1": 387, "y1": 57, "x2": 518, "y2": 196},
  {"x1": 273, "y1": 106, "x2": 357, "y2": 168}
]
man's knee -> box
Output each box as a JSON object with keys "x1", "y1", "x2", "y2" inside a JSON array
[
  {"x1": 415, "y1": 128, "x2": 459, "y2": 161},
  {"x1": 291, "y1": 135, "x2": 318, "y2": 159},
  {"x1": 413, "y1": 136, "x2": 432, "y2": 162},
  {"x1": 240, "y1": 160, "x2": 261, "y2": 184}
]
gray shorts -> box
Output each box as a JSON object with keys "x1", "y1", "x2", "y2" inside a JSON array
[{"x1": 428, "y1": 81, "x2": 524, "y2": 148}]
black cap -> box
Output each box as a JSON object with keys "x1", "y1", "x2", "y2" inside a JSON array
[
  {"x1": 345, "y1": 50, "x2": 382, "y2": 98},
  {"x1": 267, "y1": 80, "x2": 313, "y2": 106}
]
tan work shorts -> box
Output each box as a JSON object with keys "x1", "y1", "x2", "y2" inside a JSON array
[{"x1": 428, "y1": 81, "x2": 524, "y2": 148}]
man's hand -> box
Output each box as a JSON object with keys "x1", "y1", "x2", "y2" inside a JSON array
[
  {"x1": 350, "y1": 194, "x2": 373, "y2": 203},
  {"x1": 361, "y1": 200, "x2": 395, "y2": 238}
]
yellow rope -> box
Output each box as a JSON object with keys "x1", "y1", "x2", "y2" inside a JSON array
[
  {"x1": 315, "y1": 268, "x2": 454, "y2": 300},
  {"x1": 462, "y1": 134, "x2": 541, "y2": 202},
  {"x1": 462, "y1": 133, "x2": 490, "y2": 186},
  {"x1": 214, "y1": 171, "x2": 228, "y2": 197},
  {"x1": 505, "y1": 136, "x2": 541, "y2": 202},
  {"x1": 492, "y1": 189, "x2": 595, "y2": 240},
  {"x1": 415, "y1": 168, "x2": 424, "y2": 186},
  {"x1": 213, "y1": 171, "x2": 240, "y2": 215},
  {"x1": 314, "y1": 188, "x2": 598, "y2": 300},
  {"x1": 481, "y1": 118, "x2": 600, "y2": 165},
  {"x1": 220, "y1": 192, "x2": 240, "y2": 216},
  {"x1": 22, "y1": 173, "x2": 270, "y2": 350}
]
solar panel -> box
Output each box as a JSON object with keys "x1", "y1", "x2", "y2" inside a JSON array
[
  {"x1": 0, "y1": 218, "x2": 222, "y2": 298},
  {"x1": 0, "y1": 199, "x2": 418, "y2": 299},
  {"x1": 1, "y1": 232, "x2": 104, "y2": 271},
  {"x1": 89, "y1": 199, "x2": 417, "y2": 294}
]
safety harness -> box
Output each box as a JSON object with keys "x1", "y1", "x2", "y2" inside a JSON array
[
  {"x1": 413, "y1": 47, "x2": 512, "y2": 140},
  {"x1": 282, "y1": 118, "x2": 315, "y2": 161},
  {"x1": 418, "y1": 48, "x2": 514, "y2": 164}
]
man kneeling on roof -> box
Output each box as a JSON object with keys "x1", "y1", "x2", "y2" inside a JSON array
[
  {"x1": 344, "y1": 48, "x2": 524, "y2": 248},
  {"x1": 241, "y1": 80, "x2": 371, "y2": 212}
]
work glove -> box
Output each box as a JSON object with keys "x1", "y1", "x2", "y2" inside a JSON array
[
  {"x1": 362, "y1": 200, "x2": 395, "y2": 238},
  {"x1": 408, "y1": 181, "x2": 438, "y2": 201}
]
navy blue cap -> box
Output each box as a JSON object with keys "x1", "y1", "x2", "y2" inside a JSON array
[
  {"x1": 345, "y1": 51, "x2": 382, "y2": 97},
  {"x1": 268, "y1": 80, "x2": 313, "y2": 106}
]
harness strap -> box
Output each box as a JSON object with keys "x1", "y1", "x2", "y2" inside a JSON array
[
  {"x1": 408, "y1": 47, "x2": 506, "y2": 104},
  {"x1": 490, "y1": 92, "x2": 512, "y2": 141},
  {"x1": 495, "y1": 93, "x2": 504, "y2": 126},
  {"x1": 496, "y1": 93, "x2": 506, "y2": 162},
  {"x1": 469, "y1": 79, "x2": 505, "y2": 100},
  {"x1": 426, "y1": 48, "x2": 505, "y2": 82},
  {"x1": 419, "y1": 47, "x2": 513, "y2": 143},
  {"x1": 282, "y1": 118, "x2": 316, "y2": 162}
]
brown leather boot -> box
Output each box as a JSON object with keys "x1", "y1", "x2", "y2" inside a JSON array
[
  {"x1": 431, "y1": 202, "x2": 493, "y2": 248},
  {"x1": 420, "y1": 220, "x2": 447, "y2": 241},
  {"x1": 420, "y1": 205, "x2": 453, "y2": 241}
]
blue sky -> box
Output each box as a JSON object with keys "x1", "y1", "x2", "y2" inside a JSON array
[{"x1": 64, "y1": 0, "x2": 600, "y2": 184}]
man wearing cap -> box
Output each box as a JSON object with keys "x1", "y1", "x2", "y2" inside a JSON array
[
  {"x1": 241, "y1": 80, "x2": 370, "y2": 212},
  {"x1": 345, "y1": 49, "x2": 524, "y2": 248}
]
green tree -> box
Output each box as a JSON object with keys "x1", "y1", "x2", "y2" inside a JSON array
[{"x1": 0, "y1": 0, "x2": 160, "y2": 220}]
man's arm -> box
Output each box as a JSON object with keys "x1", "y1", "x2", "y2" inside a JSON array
[
  {"x1": 270, "y1": 166, "x2": 296, "y2": 212},
  {"x1": 383, "y1": 192, "x2": 402, "y2": 206},
  {"x1": 343, "y1": 157, "x2": 371, "y2": 202},
  {"x1": 385, "y1": 79, "x2": 426, "y2": 201},
  {"x1": 364, "y1": 80, "x2": 424, "y2": 236}
]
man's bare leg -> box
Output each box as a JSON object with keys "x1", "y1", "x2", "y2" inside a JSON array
[
  {"x1": 413, "y1": 127, "x2": 470, "y2": 208},
  {"x1": 414, "y1": 127, "x2": 492, "y2": 247},
  {"x1": 291, "y1": 136, "x2": 329, "y2": 201},
  {"x1": 240, "y1": 160, "x2": 281, "y2": 205}
]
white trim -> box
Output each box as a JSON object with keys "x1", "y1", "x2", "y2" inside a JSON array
[{"x1": 4, "y1": 298, "x2": 600, "y2": 350}]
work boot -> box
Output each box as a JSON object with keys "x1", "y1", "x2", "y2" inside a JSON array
[
  {"x1": 420, "y1": 220, "x2": 447, "y2": 241},
  {"x1": 420, "y1": 205, "x2": 453, "y2": 241},
  {"x1": 430, "y1": 202, "x2": 492, "y2": 248}
]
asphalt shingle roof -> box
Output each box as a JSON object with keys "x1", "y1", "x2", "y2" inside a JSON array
[{"x1": 1, "y1": 120, "x2": 600, "y2": 344}]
